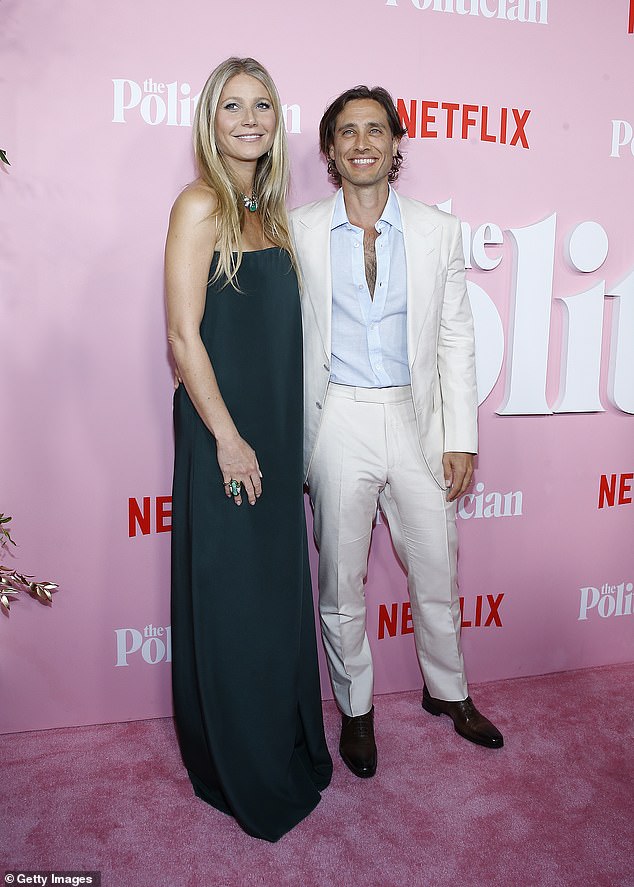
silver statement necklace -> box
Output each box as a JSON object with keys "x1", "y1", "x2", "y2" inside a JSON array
[{"x1": 240, "y1": 191, "x2": 258, "y2": 213}]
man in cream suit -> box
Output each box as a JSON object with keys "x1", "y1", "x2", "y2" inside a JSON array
[{"x1": 290, "y1": 86, "x2": 503, "y2": 778}]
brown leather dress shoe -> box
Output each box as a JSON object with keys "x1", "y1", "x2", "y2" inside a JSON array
[
  {"x1": 422, "y1": 685, "x2": 504, "y2": 749},
  {"x1": 339, "y1": 706, "x2": 377, "y2": 777}
]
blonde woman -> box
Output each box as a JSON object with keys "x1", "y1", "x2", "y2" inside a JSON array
[{"x1": 165, "y1": 57, "x2": 332, "y2": 842}]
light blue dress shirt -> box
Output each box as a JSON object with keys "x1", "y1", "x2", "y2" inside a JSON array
[{"x1": 330, "y1": 187, "x2": 410, "y2": 388}]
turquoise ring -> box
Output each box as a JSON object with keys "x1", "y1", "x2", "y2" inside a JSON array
[{"x1": 228, "y1": 479, "x2": 241, "y2": 497}]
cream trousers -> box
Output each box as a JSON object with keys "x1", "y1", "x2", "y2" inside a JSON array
[{"x1": 307, "y1": 383, "x2": 468, "y2": 717}]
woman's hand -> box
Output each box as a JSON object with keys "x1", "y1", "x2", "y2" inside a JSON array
[{"x1": 217, "y1": 434, "x2": 263, "y2": 506}]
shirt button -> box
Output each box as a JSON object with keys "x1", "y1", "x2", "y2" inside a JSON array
[
  {"x1": 358, "y1": 285, "x2": 363, "y2": 290},
  {"x1": 354, "y1": 242, "x2": 360, "y2": 248},
  {"x1": 316, "y1": 401, "x2": 322, "y2": 410}
]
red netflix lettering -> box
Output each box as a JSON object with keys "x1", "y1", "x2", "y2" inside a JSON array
[
  {"x1": 402, "y1": 601, "x2": 414, "y2": 634},
  {"x1": 396, "y1": 99, "x2": 531, "y2": 149},
  {"x1": 156, "y1": 496, "x2": 172, "y2": 532},
  {"x1": 500, "y1": 106, "x2": 508, "y2": 144},
  {"x1": 378, "y1": 602, "x2": 398, "y2": 639},
  {"x1": 598, "y1": 473, "x2": 633, "y2": 509},
  {"x1": 480, "y1": 105, "x2": 495, "y2": 143},
  {"x1": 377, "y1": 602, "x2": 414, "y2": 638},
  {"x1": 460, "y1": 594, "x2": 504, "y2": 628},
  {"x1": 442, "y1": 102, "x2": 459, "y2": 138},
  {"x1": 397, "y1": 98, "x2": 416, "y2": 138},
  {"x1": 599, "y1": 474, "x2": 617, "y2": 508},
  {"x1": 619, "y1": 473, "x2": 633, "y2": 505},
  {"x1": 484, "y1": 594, "x2": 503, "y2": 627},
  {"x1": 461, "y1": 104, "x2": 478, "y2": 139},
  {"x1": 421, "y1": 101, "x2": 438, "y2": 138},
  {"x1": 128, "y1": 496, "x2": 173, "y2": 537},
  {"x1": 129, "y1": 497, "x2": 150, "y2": 537},
  {"x1": 379, "y1": 594, "x2": 504, "y2": 637},
  {"x1": 509, "y1": 108, "x2": 531, "y2": 148}
]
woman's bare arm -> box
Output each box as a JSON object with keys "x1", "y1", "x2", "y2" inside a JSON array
[{"x1": 165, "y1": 185, "x2": 262, "y2": 506}]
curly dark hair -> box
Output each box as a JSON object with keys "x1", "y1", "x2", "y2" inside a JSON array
[{"x1": 319, "y1": 85, "x2": 407, "y2": 186}]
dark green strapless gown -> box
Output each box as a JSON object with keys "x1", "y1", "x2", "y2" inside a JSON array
[{"x1": 171, "y1": 248, "x2": 332, "y2": 842}]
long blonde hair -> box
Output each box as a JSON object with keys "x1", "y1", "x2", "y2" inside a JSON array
[{"x1": 193, "y1": 57, "x2": 294, "y2": 288}]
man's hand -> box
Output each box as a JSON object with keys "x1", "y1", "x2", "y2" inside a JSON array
[{"x1": 442, "y1": 452, "x2": 474, "y2": 502}]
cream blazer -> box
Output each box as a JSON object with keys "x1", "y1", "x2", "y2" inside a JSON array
[{"x1": 290, "y1": 191, "x2": 478, "y2": 489}]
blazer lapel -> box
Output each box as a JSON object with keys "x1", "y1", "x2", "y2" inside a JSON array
[{"x1": 396, "y1": 193, "x2": 442, "y2": 366}]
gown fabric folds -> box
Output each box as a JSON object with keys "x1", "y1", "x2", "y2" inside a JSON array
[{"x1": 171, "y1": 248, "x2": 332, "y2": 842}]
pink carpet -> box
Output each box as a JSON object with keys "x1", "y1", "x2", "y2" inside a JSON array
[{"x1": 3, "y1": 663, "x2": 633, "y2": 887}]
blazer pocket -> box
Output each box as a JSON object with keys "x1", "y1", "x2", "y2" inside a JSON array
[{"x1": 415, "y1": 388, "x2": 433, "y2": 419}]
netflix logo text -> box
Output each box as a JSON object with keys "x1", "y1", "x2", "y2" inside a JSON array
[
  {"x1": 129, "y1": 496, "x2": 172, "y2": 536},
  {"x1": 598, "y1": 473, "x2": 633, "y2": 509},
  {"x1": 398, "y1": 99, "x2": 531, "y2": 148},
  {"x1": 378, "y1": 594, "x2": 503, "y2": 638}
]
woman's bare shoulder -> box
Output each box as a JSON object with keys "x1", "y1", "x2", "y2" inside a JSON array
[{"x1": 170, "y1": 180, "x2": 218, "y2": 227}]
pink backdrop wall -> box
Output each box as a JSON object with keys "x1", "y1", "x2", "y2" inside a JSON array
[{"x1": 1, "y1": 0, "x2": 632, "y2": 733}]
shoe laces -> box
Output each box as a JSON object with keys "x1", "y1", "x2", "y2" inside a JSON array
[
  {"x1": 345, "y1": 713, "x2": 373, "y2": 739},
  {"x1": 461, "y1": 697, "x2": 477, "y2": 718}
]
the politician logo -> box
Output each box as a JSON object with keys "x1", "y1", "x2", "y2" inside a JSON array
[
  {"x1": 578, "y1": 581, "x2": 633, "y2": 621},
  {"x1": 112, "y1": 78, "x2": 301, "y2": 132},
  {"x1": 385, "y1": 0, "x2": 548, "y2": 25},
  {"x1": 113, "y1": 78, "x2": 198, "y2": 126},
  {"x1": 115, "y1": 623, "x2": 171, "y2": 666},
  {"x1": 457, "y1": 482, "x2": 523, "y2": 520},
  {"x1": 610, "y1": 120, "x2": 634, "y2": 158},
  {"x1": 444, "y1": 208, "x2": 634, "y2": 416}
]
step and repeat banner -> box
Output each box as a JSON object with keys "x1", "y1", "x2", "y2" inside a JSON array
[{"x1": 1, "y1": 0, "x2": 632, "y2": 733}]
